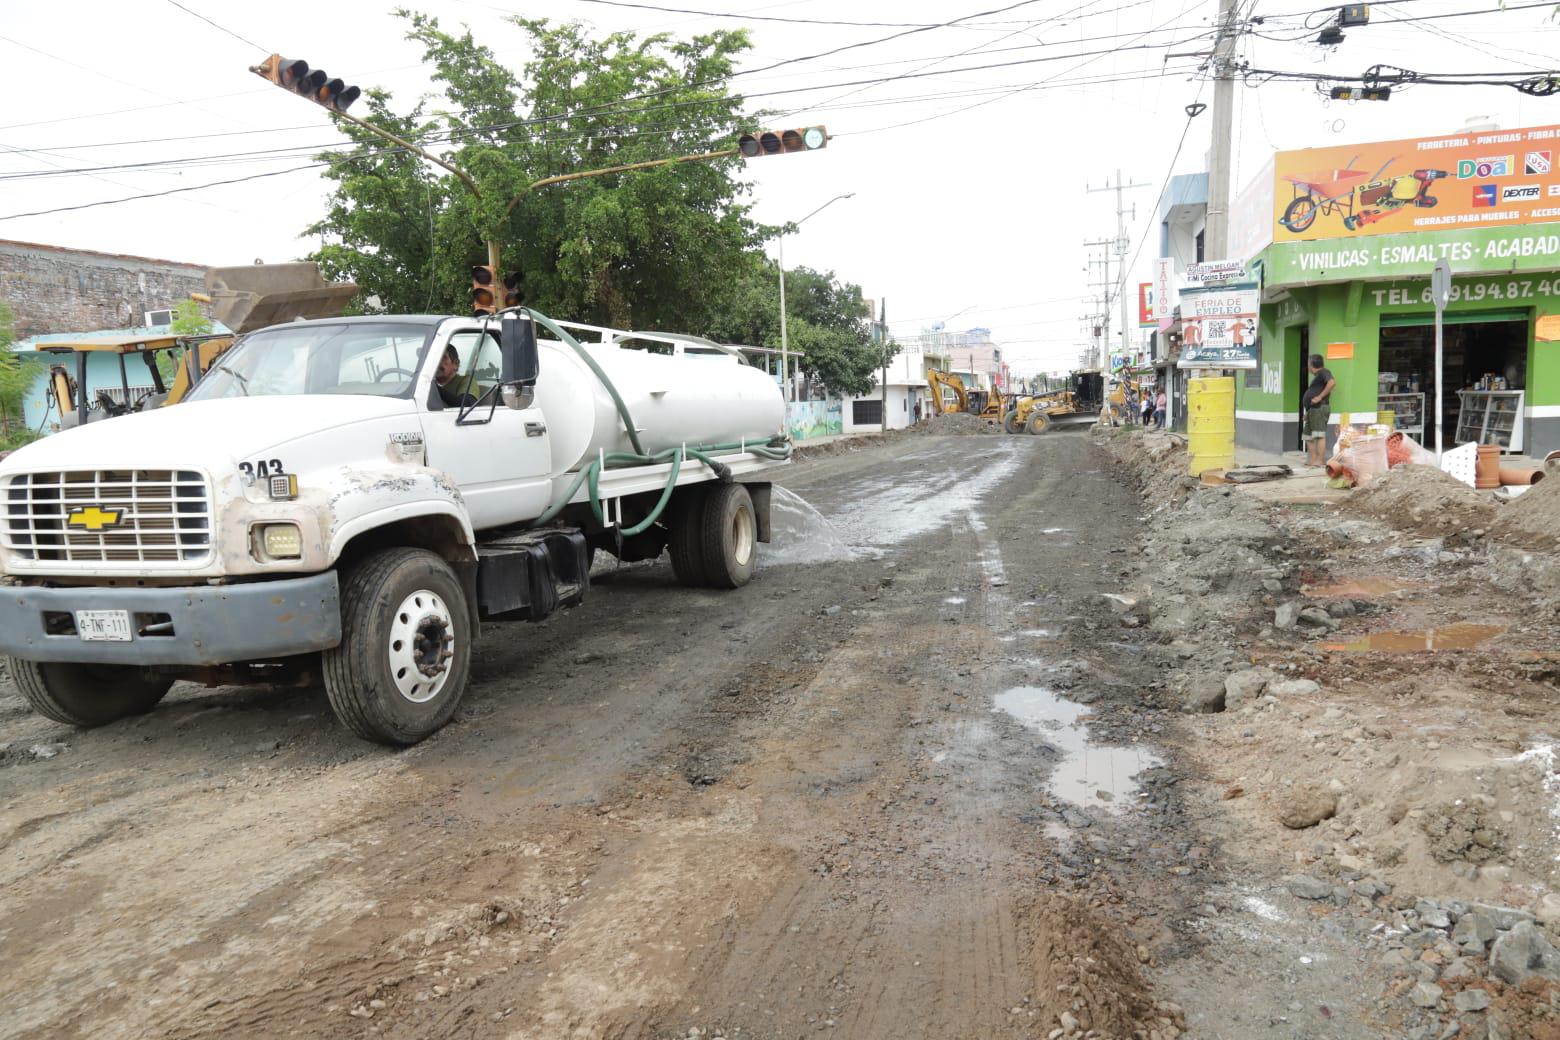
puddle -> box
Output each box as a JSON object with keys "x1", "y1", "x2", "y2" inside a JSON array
[
  {"x1": 994, "y1": 686, "x2": 1161, "y2": 812},
  {"x1": 1303, "y1": 576, "x2": 1423, "y2": 599},
  {"x1": 944, "y1": 596, "x2": 967, "y2": 605},
  {"x1": 764, "y1": 486, "x2": 856, "y2": 564},
  {"x1": 821, "y1": 440, "x2": 1027, "y2": 550},
  {"x1": 1323, "y1": 623, "x2": 1505, "y2": 653},
  {"x1": 1041, "y1": 527, "x2": 1069, "y2": 535}
]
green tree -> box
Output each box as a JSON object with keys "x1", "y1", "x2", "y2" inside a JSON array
[
  {"x1": 705, "y1": 259, "x2": 893, "y2": 397},
  {"x1": 169, "y1": 298, "x2": 212, "y2": 336},
  {"x1": 0, "y1": 300, "x2": 42, "y2": 449},
  {"x1": 306, "y1": 12, "x2": 769, "y2": 330}
]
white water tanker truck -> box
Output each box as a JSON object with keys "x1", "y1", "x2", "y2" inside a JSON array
[{"x1": 0, "y1": 309, "x2": 788, "y2": 744}]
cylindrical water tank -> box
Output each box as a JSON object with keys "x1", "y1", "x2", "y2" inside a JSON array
[{"x1": 532, "y1": 339, "x2": 786, "y2": 487}]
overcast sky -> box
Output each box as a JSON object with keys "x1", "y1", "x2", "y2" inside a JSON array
[{"x1": 2, "y1": 0, "x2": 1557, "y2": 373}]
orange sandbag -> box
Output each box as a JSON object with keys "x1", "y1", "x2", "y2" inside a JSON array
[{"x1": 1384, "y1": 431, "x2": 1434, "y2": 468}]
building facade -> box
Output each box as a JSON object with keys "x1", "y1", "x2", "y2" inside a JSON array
[{"x1": 1233, "y1": 123, "x2": 1560, "y2": 458}]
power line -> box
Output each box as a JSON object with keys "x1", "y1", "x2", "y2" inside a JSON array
[
  {"x1": 562, "y1": 0, "x2": 995, "y2": 28},
  {"x1": 160, "y1": 0, "x2": 266, "y2": 51},
  {"x1": 0, "y1": 165, "x2": 321, "y2": 221},
  {"x1": 2, "y1": 11, "x2": 1210, "y2": 157},
  {"x1": 2, "y1": 44, "x2": 1213, "y2": 183}
]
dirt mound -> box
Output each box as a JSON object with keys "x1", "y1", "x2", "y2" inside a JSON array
[
  {"x1": 1028, "y1": 895, "x2": 1176, "y2": 1038},
  {"x1": 1347, "y1": 464, "x2": 1497, "y2": 538},
  {"x1": 1490, "y1": 470, "x2": 1560, "y2": 551},
  {"x1": 918, "y1": 411, "x2": 1001, "y2": 435}
]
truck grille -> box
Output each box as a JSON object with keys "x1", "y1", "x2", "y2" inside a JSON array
[{"x1": 3, "y1": 469, "x2": 212, "y2": 564}]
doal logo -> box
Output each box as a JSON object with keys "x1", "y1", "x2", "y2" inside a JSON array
[
  {"x1": 1502, "y1": 184, "x2": 1541, "y2": 203},
  {"x1": 1458, "y1": 155, "x2": 1513, "y2": 179},
  {"x1": 1527, "y1": 150, "x2": 1553, "y2": 176},
  {"x1": 1473, "y1": 184, "x2": 1498, "y2": 208}
]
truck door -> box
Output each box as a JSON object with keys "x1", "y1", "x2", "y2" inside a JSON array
[{"x1": 421, "y1": 327, "x2": 552, "y2": 530}]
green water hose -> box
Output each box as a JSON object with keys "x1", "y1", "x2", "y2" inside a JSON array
[
  {"x1": 524, "y1": 308, "x2": 648, "y2": 457},
  {"x1": 532, "y1": 438, "x2": 791, "y2": 534},
  {"x1": 522, "y1": 307, "x2": 791, "y2": 534}
]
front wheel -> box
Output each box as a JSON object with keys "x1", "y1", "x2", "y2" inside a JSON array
[
  {"x1": 323, "y1": 548, "x2": 472, "y2": 746},
  {"x1": 9, "y1": 659, "x2": 173, "y2": 727},
  {"x1": 1003, "y1": 411, "x2": 1024, "y2": 435},
  {"x1": 1026, "y1": 411, "x2": 1053, "y2": 435}
]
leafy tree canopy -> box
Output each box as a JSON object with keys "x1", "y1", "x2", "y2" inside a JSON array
[
  {"x1": 704, "y1": 260, "x2": 895, "y2": 398},
  {"x1": 306, "y1": 11, "x2": 770, "y2": 331},
  {"x1": 169, "y1": 298, "x2": 213, "y2": 336}
]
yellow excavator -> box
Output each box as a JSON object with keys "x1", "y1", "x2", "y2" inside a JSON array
[
  {"x1": 47, "y1": 263, "x2": 356, "y2": 428},
  {"x1": 926, "y1": 368, "x2": 1005, "y2": 422}
]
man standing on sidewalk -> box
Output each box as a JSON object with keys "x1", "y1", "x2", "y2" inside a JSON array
[{"x1": 1302, "y1": 353, "x2": 1336, "y2": 467}]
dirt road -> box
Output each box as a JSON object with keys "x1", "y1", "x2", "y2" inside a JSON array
[{"x1": 2, "y1": 433, "x2": 1190, "y2": 1040}]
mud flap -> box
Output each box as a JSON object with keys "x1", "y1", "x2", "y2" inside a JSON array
[
  {"x1": 745, "y1": 482, "x2": 773, "y2": 543},
  {"x1": 475, "y1": 531, "x2": 590, "y2": 621}
]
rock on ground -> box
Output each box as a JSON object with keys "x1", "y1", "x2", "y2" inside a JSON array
[{"x1": 1277, "y1": 786, "x2": 1338, "y2": 830}]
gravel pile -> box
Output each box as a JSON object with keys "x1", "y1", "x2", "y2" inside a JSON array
[
  {"x1": 1346, "y1": 463, "x2": 1498, "y2": 539},
  {"x1": 917, "y1": 412, "x2": 1001, "y2": 435}
]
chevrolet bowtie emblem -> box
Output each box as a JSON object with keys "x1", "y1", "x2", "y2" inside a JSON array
[{"x1": 66, "y1": 506, "x2": 122, "y2": 531}]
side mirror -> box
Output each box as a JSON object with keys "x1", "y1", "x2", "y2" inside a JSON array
[{"x1": 500, "y1": 312, "x2": 539, "y2": 387}]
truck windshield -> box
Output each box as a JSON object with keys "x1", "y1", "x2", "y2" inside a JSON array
[{"x1": 186, "y1": 323, "x2": 430, "y2": 401}]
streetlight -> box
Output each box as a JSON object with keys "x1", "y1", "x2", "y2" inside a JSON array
[{"x1": 778, "y1": 192, "x2": 855, "y2": 402}]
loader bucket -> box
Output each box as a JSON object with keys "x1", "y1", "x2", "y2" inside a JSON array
[{"x1": 203, "y1": 263, "x2": 358, "y2": 335}]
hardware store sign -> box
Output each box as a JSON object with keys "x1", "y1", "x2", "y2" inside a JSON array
[
  {"x1": 1178, "y1": 281, "x2": 1260, "y2": 370},
  {"x1": 1272, "y1": 123, "x2": 1560, "y2": 243},
  {"x1": 1267, "y1": 225, "x2": 1560, "y2": 284}
]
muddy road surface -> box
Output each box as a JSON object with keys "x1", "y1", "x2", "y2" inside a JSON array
[{"x1": 2, "y1": 434, "x2": 1189, "y2": 1040}]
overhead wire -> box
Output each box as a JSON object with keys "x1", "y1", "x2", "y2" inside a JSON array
[{"x1": 159, "y1": 0, "x2": 267, "y2": 52}]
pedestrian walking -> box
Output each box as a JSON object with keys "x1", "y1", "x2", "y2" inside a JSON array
[
  {"x1": 1302, "y1": 353, "x2": 1336, "y2": 467},
  {"x1": 1154, "y1": 389, "x2": 1167, "y2": 429}
]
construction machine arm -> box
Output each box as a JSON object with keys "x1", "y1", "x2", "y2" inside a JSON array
[{"x1": 926, "y1": 369, "x2": 969, "y2": 415}]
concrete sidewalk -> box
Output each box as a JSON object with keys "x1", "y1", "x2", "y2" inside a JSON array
[{"x1": 1225, "y1": 446, "x2": 1349, "y2": 506}]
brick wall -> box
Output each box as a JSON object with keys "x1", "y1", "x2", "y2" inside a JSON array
[{"x1": 0, "y1": 239, "x2": 206, "y2": 339}]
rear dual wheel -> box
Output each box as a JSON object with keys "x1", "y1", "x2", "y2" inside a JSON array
[{"x1": 667, "y1": 483, "x2": 756, "y2": 589}]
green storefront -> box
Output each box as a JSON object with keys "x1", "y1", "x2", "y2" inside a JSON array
[{"x1": 1237, "y1": 225, "x2": 1560, "y2": 457}]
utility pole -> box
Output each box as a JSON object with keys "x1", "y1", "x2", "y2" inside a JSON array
[
  {"x1": 1088, "y1": 170, "x2": 1148, "y2": 369},
  {"x1": 1204, "y1": 0, "x2": 1240, "y2": 258},
  {"x1": 1083, "y1": 237, "x2": 1122, "y2": 371},
  {"x1": 879, "y1": 298, "x2": 889, "y2": 433}
]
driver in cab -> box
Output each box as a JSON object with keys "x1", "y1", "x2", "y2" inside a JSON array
[{"x1": 434, "y1": 345, "x2": 477, "y2": 408}]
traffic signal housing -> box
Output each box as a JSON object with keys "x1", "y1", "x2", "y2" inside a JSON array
[
  {"x1": 471, "y1": 265, "x2": 496, "y2": 317},
  {"x1": 250, "y1": 54, "x2": 360, "y2": 112},
  {"x1": 502, "y1": 271, "x2": 523, "y2": 310},
  {"x1": 738, "y1": 126, "x2": 828, "y2": 159},
  {"x1": 1330, "y1": 85, "x2": 1391, "y2": 101}
]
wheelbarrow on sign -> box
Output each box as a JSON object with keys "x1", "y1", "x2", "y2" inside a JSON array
[{"x1": 1279, "y1": 154, "x2": 1374, "y2": 233}]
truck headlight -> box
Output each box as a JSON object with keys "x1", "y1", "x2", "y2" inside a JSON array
[{"x1": 255, "y1": 523, "x2": 303, "y2": 560}]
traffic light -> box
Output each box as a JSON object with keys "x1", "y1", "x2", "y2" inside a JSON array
[
  {"x1": 250, "y1": 54, "x2": 360, "y2": 112},
  {"x1": 737, "y1": 126, "x2": 828, "y2": 159},
  {"x1": 502, "y1": 271, "x2": 523, "y2": 309},
  {"x1": 1329, "y1": 85, "x2": 1391, "y2": 101},
  {"x1": 471, "y1": 265, "x2": 496, "y2": 317}
]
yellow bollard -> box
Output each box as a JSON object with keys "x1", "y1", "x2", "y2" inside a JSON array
[{"x1": 1187, "y1": 376, "x2": 1235, "y2": 475}]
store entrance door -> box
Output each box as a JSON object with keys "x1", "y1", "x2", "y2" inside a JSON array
[
  {"x1": 1378, "y1": 316, "x2": 1528, "y2": 451},
  {"x1": 1289, "y1": 325, "x2": 1309, "y2": 452}
]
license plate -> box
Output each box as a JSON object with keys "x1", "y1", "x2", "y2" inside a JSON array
[{"x1": 75, "y1": 610, "x2": 132, "y2": 642}]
